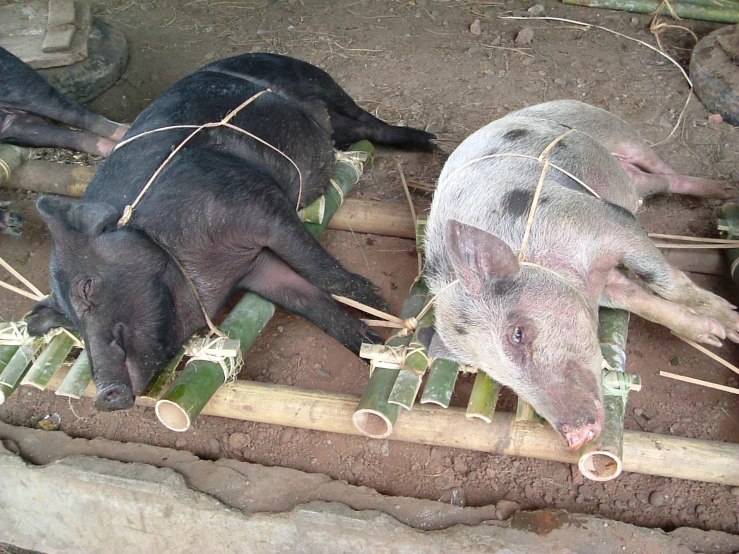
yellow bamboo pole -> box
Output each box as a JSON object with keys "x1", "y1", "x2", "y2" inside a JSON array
[{"x1": 41, "y1": 366, "x2": 739, "y2": 486}]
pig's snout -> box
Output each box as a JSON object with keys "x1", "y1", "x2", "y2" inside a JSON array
[
  {"x1": 93, "y1": 383, "x2": 135, "y2": 411},
  {"x1": 558, "y1": 399, "x2": 605, "y2": 451}
]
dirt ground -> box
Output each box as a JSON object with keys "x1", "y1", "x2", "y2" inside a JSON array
[{"x1": 2, "y1": 0, "x2": 739, "y2": 541}]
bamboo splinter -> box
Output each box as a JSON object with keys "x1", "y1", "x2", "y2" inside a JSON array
[{"x1": 156, "y1": 141, "x2": 375, "y2": 432}]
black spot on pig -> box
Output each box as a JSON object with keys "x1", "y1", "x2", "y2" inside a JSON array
[
  {"x1": 454, "y1": 324, "x2": 468, "y2": 335},
  {"x1": 503, "y1": 128, "x2": 529, "y2": 141},
  {"x1": 503, "y1": 188, "x2": 534, "y2": 218}
]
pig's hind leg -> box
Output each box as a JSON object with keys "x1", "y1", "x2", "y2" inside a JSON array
[
  {"x1": 328, "y1": 108, "x2": 437, "y2": 152},
  {"x1": 601, "y1": 268, "x2": 735, "y2": 346},
  {"x1": 0, "y1": 110, "x2": 117, "y2": 156},
  {"x1": 603, "y1": 228, "x2": 739, "y2": 344},
  {"x1": 239, "y1": 250, "x2": 381, "y2": 353},
  {"x1": 612, "y1": 144, "x2": 732, "y2": 199}
]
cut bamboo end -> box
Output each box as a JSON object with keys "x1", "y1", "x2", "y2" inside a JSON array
[
  {"x1": 466, "y1": 371, "x2": 502, "y2": 423},
  {"x1": 352, "y1": 407, "x2": 394, "y2": 439},
  {"x1": 578, "y1": 449, "x2": 623, "y2": 482},
  {"x1": 387, "y1": 370, "x2": 423, "y2": 410},
  {"x1": 420, "y1": 358, "x2": 459, "y2": 408},
  {"x1": 0, "y1": 144, "x2": 31, "y2": 185},
  {"x1": 155, "y1": 399, "x2": 191, "y2": 432}
]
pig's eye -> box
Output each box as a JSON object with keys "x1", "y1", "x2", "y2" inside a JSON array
[
  {"x1": 511, "y1": 326, "x2": 524, "y2": 344},
  {"x1": 78, "y1": 278, "x2": 94, "y2": 301}
]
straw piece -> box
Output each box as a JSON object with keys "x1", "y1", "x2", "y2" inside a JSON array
[
  {"x1": 561, "y1": 0, "x2": 739, "y2": 23},
  {"x1": 660, "y1": 371, "x2": 739, "y2": 394}
]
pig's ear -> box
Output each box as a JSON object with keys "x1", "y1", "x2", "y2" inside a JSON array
[
  {"x1": 25, "y1": 296, "x2": 77, "y2": 335},
  {"x1": 445, "y1": 220, "x2": 519, "y2": 293},
  {"x1": 37, "y1": 196, "x2": 119, "y2": 238}
]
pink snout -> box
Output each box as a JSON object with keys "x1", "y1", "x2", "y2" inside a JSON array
[{"x1": 558, "y1": 399, "x2": 606, "y2": 451}]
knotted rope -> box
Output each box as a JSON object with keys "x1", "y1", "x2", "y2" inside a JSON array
[{"x1": 184, "y1": 335, "x2": 244, "y2": 383}]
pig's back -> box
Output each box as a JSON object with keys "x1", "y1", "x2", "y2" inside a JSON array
[{"x1": 425, "y1": 115, "x2": 638, "y2": 284}]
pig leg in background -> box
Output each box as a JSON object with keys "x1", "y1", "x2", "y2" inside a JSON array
[
  {"x1": 1, "y1": 110, "x2": 118, "y2": 156},
  {"x1": 612, "y1": 145, "x2": 733, "y2": 199},
  {"x1": 238, "y1": 250, "x2": 381, "y2": 353},
  {"x1": 0, "y1": 47, "x2": 128, "y2": 150},
  {"x1": 602, "y1": 268, "x2": 734, "y2": 346},
  {"x1": 0, "y1": 201, "x2": 22, "y2": 236}
]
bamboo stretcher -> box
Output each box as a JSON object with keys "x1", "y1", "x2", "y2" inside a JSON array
[{"x1": 1, "y1": 143, "x2": 738, "y2": 486}]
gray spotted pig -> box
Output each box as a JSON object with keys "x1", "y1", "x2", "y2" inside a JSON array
[{"x1": 424, "y1": 99, "x2": 737, "y2": 450}]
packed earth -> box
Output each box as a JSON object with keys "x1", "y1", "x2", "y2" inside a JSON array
[{"x1": 1, "y1": 0, "x2": 739, "y2": 542}]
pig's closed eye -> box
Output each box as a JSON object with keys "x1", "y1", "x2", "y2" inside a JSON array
[{"x1": 78, "y1": 277, "x2": 94, "y2": 301}]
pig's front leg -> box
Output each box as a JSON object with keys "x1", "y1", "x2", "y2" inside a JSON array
[
  {"x1": 238, "y1": 249, "x2": 380, "y2": 353},
  {"x1": 260, "y1": 209, "x2": 390, "y2": 313},
  {"x1": 601, "y1": 268, "x2": 733, "y2": 346}
]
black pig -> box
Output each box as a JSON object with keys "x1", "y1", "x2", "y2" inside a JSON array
[
  {"x1": 26, "y1": 53, "x2": 436, "y2": 411},
  {"x1": 0, "y1": 46, "x2": 128, "y2": 156}
]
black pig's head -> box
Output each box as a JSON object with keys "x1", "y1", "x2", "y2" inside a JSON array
[
  {"x1": 27, "y1": 196, "x2": 180, "y2": 411},
  {"x1": 430, "y1": 220, "x2": 605, "y2": 451}
]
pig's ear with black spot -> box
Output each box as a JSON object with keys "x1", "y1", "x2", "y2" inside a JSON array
[
  {"x1": 25, "y1": 295, "x2": 76, "y2": 335},
  {"x1": 445, "y1": 220, "x2": 519, "y2": 293},
  {"x1": 37, "y1": 196, "x2": 119, "y2": 238}
]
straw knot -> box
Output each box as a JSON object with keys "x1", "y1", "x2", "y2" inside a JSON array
[{"x1": 185, "y1": 335, "x2": 243, "y2": 383}]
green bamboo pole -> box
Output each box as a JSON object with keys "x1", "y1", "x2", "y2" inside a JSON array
[
  {"x1": 20, "y1": 333, "x2": 76, "y2": 390},
  {"x1": 298, "y1": 196, "x2": 326, "y2": 224},
  {"x1": 0, "y1": 342, "x2": 41, "y2": 397},
  {"x1": 0, "y1": 345, "x2": 20, "y2": 404},
  {"x1": 142, "y1": 348, "x2": 186, "y2": 400},
  {"x1": 156, "y1": 142, "x2": 375, "y2": 432},
  {"x1": 420, "y1": 358, "x2": 460, "y2": 408},
  {"x1": 578, "y1": 308, "x2": 632, "y2": 481},
  {"x1": 516, "y1": 399, "x2": 545, "y2": 424},
  {"x1": 353, "y1": 278, "x2": 428, "y2": 438},
  {"x1": 388, "y1": 295, "x2": 435, "y2": 410},
  {"x1": 0, "y1": 144, "x2": 31, "y2": 185},
  {"x1": 466, "y1": 371, "x2": 502, "y2": 423},
  {"x1": 562, "y1": 0, "x2": 739, "y2": 23},
  {"x1": 55, "y1": 352, "x2": 92, "y2": 399},
  {"x1": 718, "y1": 203, "x2": 739, "y2": 290}
]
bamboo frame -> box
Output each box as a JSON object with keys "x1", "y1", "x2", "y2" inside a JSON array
[
  {"x1": 420, "y1": 358, "x2": 460, "y2": 408},
  {"x1": 20, "y1": 333, "x2": 76, "y2": 390},
  {"x1": 466, "y1": 371, "x2": 502, "y2": 423},
  {"x1": 41, "y1": 365, "x2": 739, "y2": 487}
]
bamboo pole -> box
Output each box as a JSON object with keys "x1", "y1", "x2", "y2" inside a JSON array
[
  {"x1": 578, "y1": 309, "x2": 633, "y2": 482},
  {"x1": 353, "y1": 278, "x2": 428, "y2": 438},
  {"x1": 142, "y1": 349, "x2": 186, "y2": 401},
  {"x1": 0, "y1": 342, "x2": 43, "y2": 404},
  {"x1": 0, "y1": 145, "x2": 31, "y2": 185},
  {"x1": 420, "y1": 358, "x2": 460, "y2": 408},
  {"x1": 3, "y1": 158, "x2": 96, "y2": 196},
  {"x1": 562, "y1": 0, "x2": 739, "y2": 23},
  {"x1": 388, "y1": 295, "x2": 435, "y2": 410},
  {"x1": 0, "y1": 346, "x2": 20, "y2": 404},
  {"x1": 156, "y1": 142, "x2": 374, "y2": 432},
  {"x1": 55, "y1": 352, "x2": 92, "y2": 399},
  {"x1": 516, "y1": 399, "x2": 544, "y2": 424},
  {"x1": 20, "y1": 333, "x2": 76, "y2": 390},
  {"x1": 466, "y1": 371, "x2": 502, "y2": 423},
  {"x1": 42, "y1": 365, "x2": 739, "y2": 486},
  {"x1": 718, "y1": 203, "x2": 739, "y2": 290}
]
